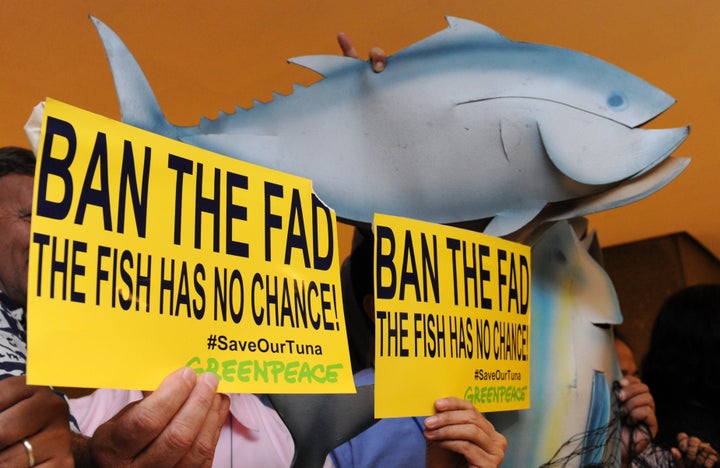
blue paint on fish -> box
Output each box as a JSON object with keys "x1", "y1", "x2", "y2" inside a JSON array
[
  {"x1": 91, "y1": 16, "x2": 689, "y2": 236},
  {"x1": 581, "y1": 371, "x2": 615, "y2": 466}
]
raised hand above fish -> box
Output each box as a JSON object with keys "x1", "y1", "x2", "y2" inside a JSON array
[{"x1": 91, "y1": 16, "x2": 690, "y2": 237}]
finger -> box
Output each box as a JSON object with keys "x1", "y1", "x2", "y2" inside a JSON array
[
  {"x1": 686, "y1": 436, "x2": 702, "y2": 461},
  {"x1": 704, "y1": 450, "x2": 719, "y2": 468},
  {"x1": 176, "y1": 393, "x2": 229, "y2": 468},
  {"x1": 425, "y1": 419, "x2": 501, "y2": 461},
  {"x1": 0, "y1": 424, "x2": 73, "y2": 467},
  {"x1": 694, "y1": 448, "x2": 709, "y2": 468},
  {"x1": 136, "y1": 372, "x2": 220, "y2": 466},
  {"x1": 432, "y1": 438, "x2": 506, "y2": 468},
  {"x1": 671, "y1": 447, "x2": 682, "y2": 462},
  {"x1": 0, "y1": 376, "x2": 32, "y2": 412},
  {"x1": 624, "y1": 401, "x2": 657, "y2": 428},
  {"x1": 678, "y1": 432, "x2": 690, "y2": 452},
  {"x1": 434, "y1": 396, "x2": 475, "y2": 413},
  {"x1": 617, "y1": 379, "x2": 653, "y2": 407},
  {"x1": 425, "y1": 398, "x2": 495, "y2": 435},
  {"x1": 0, "y1": 385, "x2": 68, "y2": 449},
  {"x1": 98, "y1": 367, "x2": 197, "y2": 459},
  {"x1": 201, "y1": 395, "x2": 230, "y2": 468},
  {"x1": 0, "y1": 440, "x2": 35, "y2": 467},
  {"x1": 424, "y1": 404, "x2": 499, "y2": 453},
  {"x1": 0, "y1": 376, "x2": 35, "y2": 448},
  {"x1": 695, "y1": 443, "x2": 718, "y2": 468},
  {"x1": 617, "y1": 375, "x2": 643, "y2": 392},
  {"x1": 622, "y1": 391, "x2": 654, "y2": 414},
  {"x1": 620, "y1": 385, "x2": 653, "y2": 405},
  {"x1": 337, "y1": 32, "x2": 358, "y2": 58},
  {"x1": 368, "y1": 46, "x2": 387, "y2": 72},
  {"x1": 31, "y1": 423, "x2": 74, "y2": 466}
]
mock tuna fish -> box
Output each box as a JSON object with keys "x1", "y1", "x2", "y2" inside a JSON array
[
  {"x1": 488, "y1": 219, "x2": 624, "y2": 466},
  {"x1": 91, "y1": 16, "x2": 689, "y2": 236}
]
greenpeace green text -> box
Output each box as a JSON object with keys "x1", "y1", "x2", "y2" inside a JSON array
[{"x1": 188, "y1": 356, "x2": 343, "y2": 384}]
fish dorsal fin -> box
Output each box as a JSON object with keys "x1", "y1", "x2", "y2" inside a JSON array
[
  {"x1": 90, "y1": 16, "x2": 175, "y2": 137},
  {"x1": 444, "y1": 16, "x2": 509, "y2": 42},
  {"x1": 290, "y1": 18, "x2": 508, "y2": 77},
  {"x1": 396, "y1": 16, "x2": 510, "y2": 57},
  {"x1": 288, "y1": 55, "x2": 361, "y2": 77}
]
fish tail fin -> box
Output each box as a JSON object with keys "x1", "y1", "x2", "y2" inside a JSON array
[{"x1": 90, "y1": 16, "x2": 175, "y2": 137}]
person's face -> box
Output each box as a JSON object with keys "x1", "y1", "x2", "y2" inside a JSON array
[
  {"x1": 0, "y1": 174, "x2": 33, "y2": 307},
  {"x1": 614, "y1": 337, "x2": 639, "y2": 378}
]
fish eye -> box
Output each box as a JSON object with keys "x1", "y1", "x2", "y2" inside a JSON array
[{"x1": 607, "y1": 92, "x2": 627, "y2": 110}]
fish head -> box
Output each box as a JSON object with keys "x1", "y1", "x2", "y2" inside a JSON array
[
  {"x1": 293, "y1": 17, "x2": 678, "y2": 130},
  {"x1": 432, "y1": 17, "x2": 678, "y2": 129},
  {"x1": 389, "y1": 17, "x2": 690, "y2": 187}
]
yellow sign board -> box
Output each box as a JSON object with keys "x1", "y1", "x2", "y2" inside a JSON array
[
  {"x1": 373, "y1": 214, "x2": 531, "y2": 416},
  {"x1": 27, "y1": 99, "x2": 354, "y2": 393}
]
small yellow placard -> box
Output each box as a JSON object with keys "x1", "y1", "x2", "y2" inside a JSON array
[
  {"x1": 373, "y1": 214, "x2": 531, "y2": 417},
  {"x1": 26, "y1": 99, "x2": 354, "y2": 393}
]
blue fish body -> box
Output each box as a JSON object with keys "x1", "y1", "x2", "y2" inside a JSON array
[
  {"x1": 92, "y1": 16, "x2": 689, "y2": 236},
  {"x1": 488, "y1": 220, "x2": 623, "y2": 466}
]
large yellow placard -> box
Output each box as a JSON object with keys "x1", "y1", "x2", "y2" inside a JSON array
[
  {"x1": 26, "y1": 99, "x2": 354, "y2": 393},
  {"x1": 373, "y1": 214, "x2": 531, "y2": 417}
]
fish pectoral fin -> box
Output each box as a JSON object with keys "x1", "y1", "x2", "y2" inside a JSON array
[
  {"x1": 538, "y1": 114, "x2": 689, "y2": 185},
  {"x1": 289, "y1": 55, "x2": 361, "y2": 77},
  {"x1": 483, "y1": 202, "x2": 546, "y2": 237}
]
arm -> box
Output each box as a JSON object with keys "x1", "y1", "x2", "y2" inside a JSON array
[
  {"x1": 74, "y1": 367, "x2": 229, "y2": 467},
  {"x1": 337, "y1": 32, "x2": 387, "y2": 72},
  {"x1": 424, "y1": 397, "x2": 506, "y2": 468},
  {"x1": 0, "y1": 376, "x2": 74, "y2": 467}
]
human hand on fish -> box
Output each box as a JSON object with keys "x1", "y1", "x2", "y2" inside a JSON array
[
  {"x1": 672, "y1": 433, "x2": 719, "y2": 468},
  {"x1": 336, "y1": 32, "x2": 386, "y2": 72},
  {"x1": 424, "y1": 397, "x2": 506, "y2": 468}
]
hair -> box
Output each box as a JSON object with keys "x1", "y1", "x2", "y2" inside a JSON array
[
  {"x1": 0, "y1": 146, "x2": 35, "y2": 177},
  {"x1": 641, "y1": 284, "x2": 720, "y2": 448},
  {"x1": 642, "y1": 284, "x2": 720, "y2": 397},
  {"x1": 349, "y1": 229, "x2": 374, "y2": 308},
  {"x1": 339, "y1": 228, "x2": 376, "y2": 373}
]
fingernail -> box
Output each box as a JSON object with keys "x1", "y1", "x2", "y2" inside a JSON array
[
  {"x1": 201, "y1": 372, "x2": 220, "y2": 390},
  {"x1": 182, "y1": 367, "x2": 197, "y2": 384},
  {"x1": 425, "y1": 416, "x2": 437, "y2": 427},
  {"x1": 374, "y1": 62, "x2": 385, "y2": 72}
]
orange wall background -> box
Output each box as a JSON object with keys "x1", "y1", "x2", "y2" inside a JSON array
[{"x1": 2, "y1": 1, "x2": 718, "y2": 257}]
